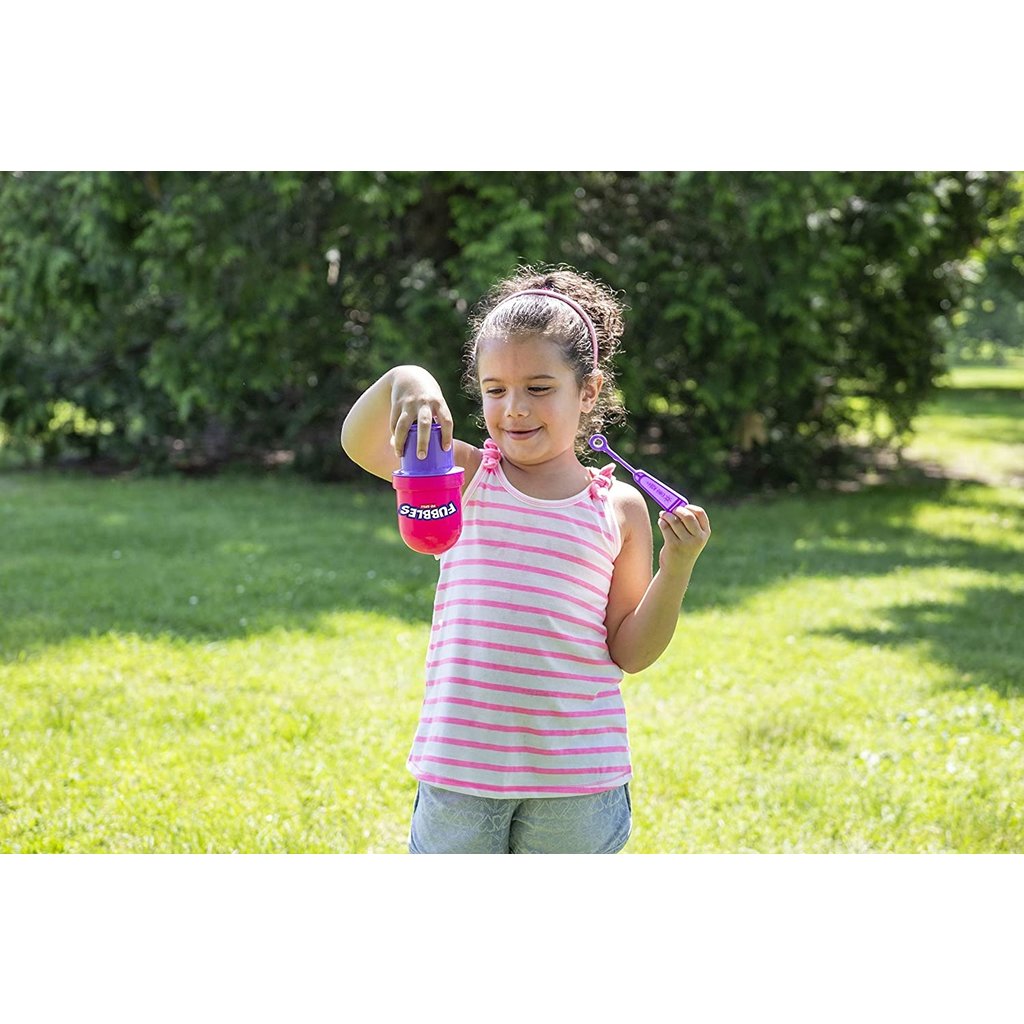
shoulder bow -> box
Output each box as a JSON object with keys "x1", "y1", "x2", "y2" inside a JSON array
[
  {"x1": 481, "y1": 438, "x2": 502, "y2": 472},
  {"x1": 589, "y1": 463, "x2": 616, "y2": 501}
]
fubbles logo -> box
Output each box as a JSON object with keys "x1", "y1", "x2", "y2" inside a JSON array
[{"x1": 399, "y1": 502, "x2": 458, "y2": 522}]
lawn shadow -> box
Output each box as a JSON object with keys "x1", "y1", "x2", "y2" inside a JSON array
[
  {"x1": 924, "y1": 383, "x2": 1024, "y2": 432},
  {"x1": 690, "y1": 474, "x2": 1022, "y2": 607},
  {"x1": 815, "y1": 583, "x2": 1024, "y2": 699},
  {"x1": 3, "y1": 470, "x2": 1022, "y2": 676},
  {"x1": 902, "y1": 384, "x2": 1024, "y2": 490},
  {"x1": 1, "y1": 471, "x2": 435, "y2": 660},
  {"x1": 681, "y1": 473, "x2": 1024, "y2": 698}
]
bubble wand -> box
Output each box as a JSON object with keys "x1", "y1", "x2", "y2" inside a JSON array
[{"x1": 588, "y1": 434, "x2": 688, "y2": 513}]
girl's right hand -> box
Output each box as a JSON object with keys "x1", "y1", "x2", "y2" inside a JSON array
[{"x1": 389, "y1": 367, "x2": 454, "y2": 460}]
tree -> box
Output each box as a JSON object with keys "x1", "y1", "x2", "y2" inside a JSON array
[{"x1": 1, "y1": 170, "x2": 1015, "y2": 491}]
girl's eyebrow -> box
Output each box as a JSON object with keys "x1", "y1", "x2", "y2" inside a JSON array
[{"x1": 481, "y1": 376, "x2": 557, "y2": 385}]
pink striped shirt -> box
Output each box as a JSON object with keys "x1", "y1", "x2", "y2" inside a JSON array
[{"x1": 407, "y1": 442, "x2": 631, "y2": 798}]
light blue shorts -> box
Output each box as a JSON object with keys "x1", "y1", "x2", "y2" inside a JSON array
[{"x1": 408, "y1": 781, "x2": 632, "y2": 854}]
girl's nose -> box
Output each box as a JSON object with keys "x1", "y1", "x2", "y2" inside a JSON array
[{"x1": 504, "y1": 391, "x2": 530, "y2": 418}]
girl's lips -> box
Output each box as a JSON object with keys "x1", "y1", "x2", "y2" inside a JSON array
[{"x1": 505, "y1": 428, "x2": 541, "y2": 440}]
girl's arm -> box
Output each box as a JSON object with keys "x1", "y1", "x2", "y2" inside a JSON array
[
  {"x1": 341, "y1": 365, "x2": 478, "y2": 483},
  {"x1": 605, "y1": 484, "x2": 711, "y2": 674}
]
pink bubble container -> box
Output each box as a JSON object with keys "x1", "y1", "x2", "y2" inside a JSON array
[{"x1": 392, "y1": 424, "x2": 464, "y2": 555}]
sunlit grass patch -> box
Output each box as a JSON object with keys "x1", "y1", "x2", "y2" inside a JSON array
[{"x1": 904, "y1": 365, "x2": 1024, "y2": 487}]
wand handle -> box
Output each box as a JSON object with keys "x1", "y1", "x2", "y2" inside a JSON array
[{"x1": 588, "y1": 434, "x2": 689, "y2": 513}]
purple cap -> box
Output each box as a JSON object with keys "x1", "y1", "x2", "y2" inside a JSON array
[{"x1": 394, "y1": 423, "x2": 462, "y2": 477}]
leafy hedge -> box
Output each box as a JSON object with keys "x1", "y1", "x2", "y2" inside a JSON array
[{"x1": 1, "y1": 171, "x2": 1017, "y2": 492}]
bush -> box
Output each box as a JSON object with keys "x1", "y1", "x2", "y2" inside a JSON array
[{"x1": 1, "y1": 171, "x2": 1017, "y2": 492}]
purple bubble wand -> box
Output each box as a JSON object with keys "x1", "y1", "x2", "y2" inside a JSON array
[{"x1": 588, "y1": 434, "x2": 689, "y2": 513}]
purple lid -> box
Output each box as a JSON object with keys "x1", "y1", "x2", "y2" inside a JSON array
[{"x1": 394, "y1": 423, "x2": 462, "y2": 477}]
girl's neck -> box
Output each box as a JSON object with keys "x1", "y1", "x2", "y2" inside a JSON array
[{"x1": 500, "y1": 450, "x2": 591, "y2": 500}]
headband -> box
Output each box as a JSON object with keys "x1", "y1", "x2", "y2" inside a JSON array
[{"x1": 493, "y1": 288, "x2": 600, "y2": 370}]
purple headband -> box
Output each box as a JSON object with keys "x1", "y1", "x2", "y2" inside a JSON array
[{"x1": 493, "y1": 288, "x2": 600, "y2": 370}]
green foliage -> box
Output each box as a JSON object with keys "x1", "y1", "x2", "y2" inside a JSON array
[
  {"x1": 940, "y1": 171, "x2": 1024, "y2": 366},
  {"x1": 0, "y1": 171, "x2": 1017, "y2": 491},
  {"x1": 572, "y1": 171, "x2": 1017, "y2": 491}
]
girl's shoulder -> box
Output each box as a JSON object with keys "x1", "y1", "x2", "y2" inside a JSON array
[
  {"x1": 453, "y1": 440, "x2": 484, "y2": 493},
  {"x1": 607, "y1": 477, "x2": 652, "y2": 545}
]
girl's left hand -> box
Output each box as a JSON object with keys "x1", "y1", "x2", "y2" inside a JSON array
[{"x1": 657, "y1": 504, "x2": 711, "y2": 574}]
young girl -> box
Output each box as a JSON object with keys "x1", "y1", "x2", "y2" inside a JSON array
[{"x1": 341, "y1": 265, "x2": 710, "y2": 854}]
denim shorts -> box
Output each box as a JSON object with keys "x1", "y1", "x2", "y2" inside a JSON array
[{"x1": 408, "y1": 781, "x2": 632, "y2": 854}]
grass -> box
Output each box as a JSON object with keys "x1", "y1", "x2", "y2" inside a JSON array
[
  {"x1": 1, "y1": 370, "x2": 1022, "y2": 852},
  {"x1": 904, "y1": 362, "x2": 1024, "y2": 489}
]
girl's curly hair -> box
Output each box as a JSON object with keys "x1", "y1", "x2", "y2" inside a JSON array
[{"x1": 462, "y1": 264, "x2": 628, "y2": 453}]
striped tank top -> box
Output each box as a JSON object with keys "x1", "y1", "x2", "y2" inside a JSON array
[{"x1": 407, "y1": 439, "x2": 632, "y2": 798}]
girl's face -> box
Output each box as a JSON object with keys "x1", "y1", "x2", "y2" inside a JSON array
[{"x1": 476, "y1": 333, "x2": 602, "y2": 468}]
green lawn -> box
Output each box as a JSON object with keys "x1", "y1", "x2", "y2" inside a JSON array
[
  {"x1": 903, "y1": 363, "x2": 1024, "y2": 489},
  {"x1": 2, "y1": 371, "x2": 1022, "y2": 852}
]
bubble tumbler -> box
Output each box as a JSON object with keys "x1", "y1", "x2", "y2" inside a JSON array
[{"x1": 392, "y1": 423, "x2": 464, "y2": 555}]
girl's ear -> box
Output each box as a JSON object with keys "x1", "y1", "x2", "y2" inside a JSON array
[{"x1": 580, "y1": 370, "x2": 604, "y2": 413}]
